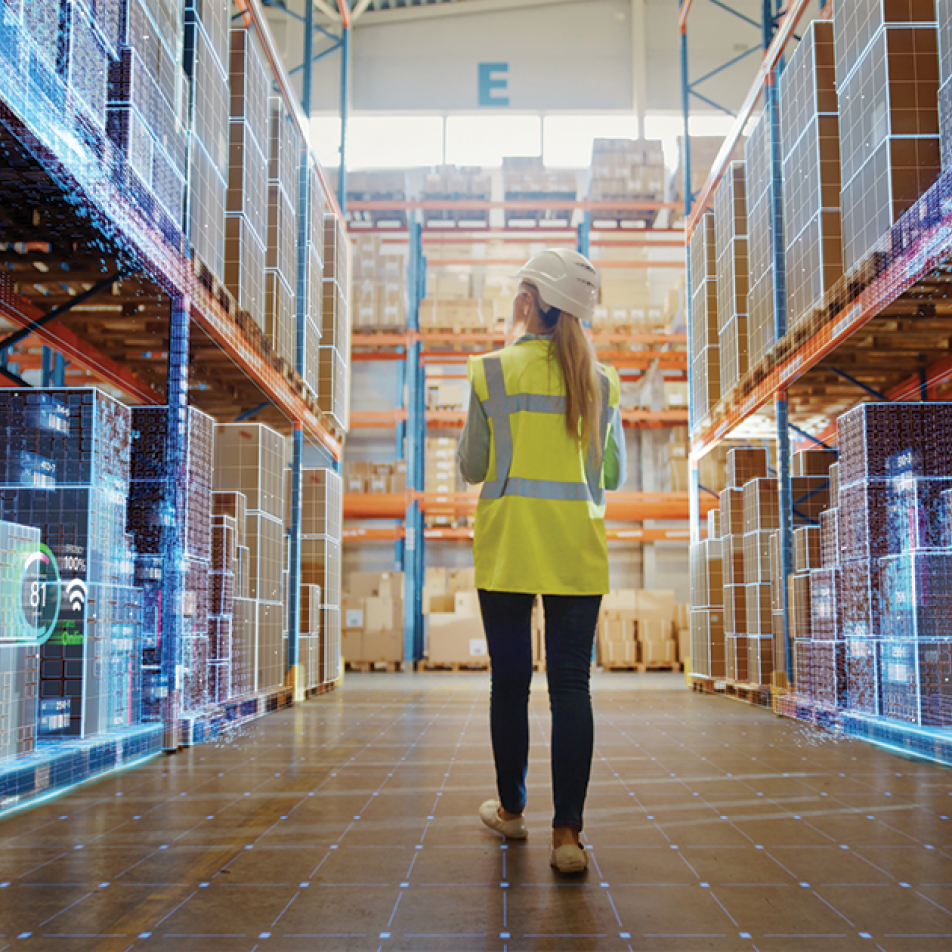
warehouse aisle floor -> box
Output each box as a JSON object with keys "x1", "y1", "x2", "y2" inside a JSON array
[{"x1": 1, "y1": 673, "x2": 951, "y2": 952}]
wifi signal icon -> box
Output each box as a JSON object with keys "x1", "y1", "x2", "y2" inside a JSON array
[{"x1": 66, "y1": 579, "x2": 87, "y2": 613}]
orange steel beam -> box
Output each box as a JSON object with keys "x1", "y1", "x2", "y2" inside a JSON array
[
  {"x1": 349, "y1": 409, "x2": 408, "y2": 428},
  {"x1": 338, "y1": 0, "x2": 352, "y2": 29},
  {"x1": 349, "y1": 199, "x2": 679, "y2": 213},
  {"x1": 342, "y1": 524, "x2": 694, "y2": 543},
  {"x1": 0, "y1": 290, "x2": 164, "y2": 404},
  {"x1": 425, "y1": 258, "x2": 684, "y2": 269},
  {"x1": 678, "y1": 0, "x2": 694, "y2": 32},
  {"x1": 350, "y1": 332, "x2": 687, "y2": 348},
  {"x1": 389, "y1": 235, "x2": 684, "y2": 248},
  {"x1": 685, "y1": 0, "x2": 813, "y2": 237},
  {"x1": 344, "y1": 492, "x2": 715, "y2": 521}
]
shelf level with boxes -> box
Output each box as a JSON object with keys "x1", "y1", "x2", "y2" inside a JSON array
[{"x1": 684, "y1": 0, "x2": 952, "y2": 761}]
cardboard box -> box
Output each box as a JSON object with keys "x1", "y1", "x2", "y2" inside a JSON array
[
  {"x1": 454, "y1": 590, "x2": 480, "y2": 616},
  {"x1": 362, "y1": 630, "x2": 403, "y2": 663},
  {"x1": 342, "y1": 629, "x2": 362, "y2": 662},
  {"x1": 427, "y1": 614, "x2": 488, "y2": 664},
  {"x1": 603, "y1": 589, "x2": 637, "y2": 611},
  {"x1": 364, "y1": 596, "x2": 394, "y2": 634},
  {"x1": 448, "y1": 568, "x2": 476, "y2": 593},
  {"x1": 600, "y1": 610, "x2": 636, "y2": 642},
  {"x1": 602, "y1": 641, "x2": 637, "y2": 666},
  {"x1": 642, "y1": 640, "x2": 677, "y2": 664}
]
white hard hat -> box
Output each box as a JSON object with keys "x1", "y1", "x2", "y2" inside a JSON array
[{"x1": 517, "y1": 248, "x2": 599, "y2": 323}]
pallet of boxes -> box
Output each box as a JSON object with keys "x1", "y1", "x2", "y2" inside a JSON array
[
  {"x1": 422, "y1": 568, "x2": 492, "y2": 670},
  {"x1": 341, "y1": 572, "x2": 406, "y2": 671},
  {"x1": 597, "y1": 590, "x2": 688, "y2": 671}
]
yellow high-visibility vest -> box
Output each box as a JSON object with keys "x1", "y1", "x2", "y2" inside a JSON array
[{"x1": 467, "y1": 339, "x2": 621, "y2": 595}]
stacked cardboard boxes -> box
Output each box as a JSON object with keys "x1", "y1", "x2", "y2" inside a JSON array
[
  {"x1": 503, "y1": 156, "x2": 576, "y2": 227},
  {"x1": 346, "y1": 170, "x2": 409, "y2": 228},
  {"x1": 264, "y1": 95, "x2": 302, "y2": 368},
  {"x1": 342, "y1": 571, "x2": 406, "y2": 665},
  {"x1": 225, "y1": 21, "x2": 270, "y2": 319},
  {"x1": 422, "y1": 165, "x2": 491, "y2": 227},
  {"x1": 213, "y1": 423, "x2": 287, "y2": 693},
  {"x1": 835, "y1": 1, "x2": 941, "y2": 271},
  {"x1": 425, "y1": 436, "x2": 458, "y2": 527},
  {"x1": 780, "y1": 19, "x2": 844, "y2": 333},
  {"x1": 298, "y1": 467, "x2": 342, "y2": 685},
  {"x1": 674, "y1": 135, "x2": 747, "y2": 206},
  {"x1": 938, "y1": 0, "x2": 952, "y2": 167},
  {"x1": 419, "y1": 298, "x2": 497, "y2": 332},
  {"x1": 790, "y1": 403, "x2": 952, "y2": 727},
  {"x1": 128, "y1": 405, "x2": 214, "y2": 717},
  {"x1": 107, "y1": 0, "x2": 189, "y2": 234},
  {"x1": 589, "y1": 139, "x2": 665, "y2": 221},
  {"x1": 319, "y1": 212, "x2": 350, "y2": 429},
  {"x1": 352, "y1": 235, "x2": 408, "y2": 330},
  {"x1": 689, "y1": 213, "x2": 720, "y2": 420},
  {"x1": 184, "y1": 0, "x2": 229, "y2": 278},
  {"x1": 744, "y1": 108, "x2": 782, "y2": 369},
  {"x1": 344, "y1": 460, "x2": 407, "y2": 495},
  {"x1": 422, "y1": 568, "x2": 488, "y2": 666},
  {"x1": 303, "y1": 163, "x2": 327, "y2": 399},
  {"x1": 714, "y1": 163, "x2": 749, "y2": 397},
  {"x1": 597, "y1": 590, "x2": 681, "y2": 667}
]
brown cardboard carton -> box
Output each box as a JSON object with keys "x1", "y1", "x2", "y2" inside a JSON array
[
  {"x1": 602, "y1": 641, "x2": 637, "y2": 666},
  {"x1": 362, "y1": 630, "x2": 403, "y2": 663},
  {"x1": 454, "y1": 590, "x2": 480, "y2": 616},
  {"x1": 603, "y1": 589, "x2": 637, "y2": 611},
  {"x1": 448, "y1": 568, "x2": 476, "y2": 593},
  {"x1": 642, "y1": 640, "x2": 678, "y2": 664},
  {"x1": 341, "y1": 629, "x2": 362, "y2": 662},
  {"x1": 364, "y1": 597, "x2": 394, "y2": 634},
  {"x1": 427, "y1": 614, "x2": 488, "y2": 664}
]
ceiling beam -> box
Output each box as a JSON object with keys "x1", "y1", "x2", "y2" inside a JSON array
[{"x1": 355, "y1": 0, "x2": 582, "y2": 27}]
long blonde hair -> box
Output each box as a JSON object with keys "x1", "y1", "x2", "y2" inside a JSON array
[{"x1": 524, "y1": 283, "x2": 603, "y2": 463}]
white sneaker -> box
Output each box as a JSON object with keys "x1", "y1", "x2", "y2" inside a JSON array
[
  {"x1": 550, "y1": 836, "x2": 587, "y2": 874},
  {"x1": 479, "y1": 799, "x2": 528, "y2": 839}
]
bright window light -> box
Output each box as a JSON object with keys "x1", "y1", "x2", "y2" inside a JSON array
[
  {"x1": 543, "y1": 115, "x2": 638, "y2": 168},
  {"x1": 644, "y1": 114, "x2": 687, "y2": 171},
  {"x1": 688, "y1": 114, "x2": 738, "y2": 138},
  {"x1": 445, "y1": 115, "x2": 541, "y2": 168},
  {"x1": 347, "y1": 116, "x2": 444, "y2": 169},
  {"x1": 310, "y1": 117, "x2": 342, "y2": 169}
]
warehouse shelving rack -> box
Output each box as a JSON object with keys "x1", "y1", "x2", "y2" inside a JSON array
[
  {"x1": 0, "y1": 0, "x2": 349, "y2": 807},
  {"x1": 682, "y1": 0, "x2": 952, "y2": 763},
  {"x1": 343, "y1": 199, "x2": 701, "y2": 664}
]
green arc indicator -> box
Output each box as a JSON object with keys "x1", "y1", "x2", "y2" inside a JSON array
[{"x1": 10, "y1": 544, "x2": 62, "y2": 645}]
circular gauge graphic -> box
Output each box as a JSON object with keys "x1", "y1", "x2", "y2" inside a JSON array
[{"x1": 16, "y1": 544, "x2": 61, "y2": 645}]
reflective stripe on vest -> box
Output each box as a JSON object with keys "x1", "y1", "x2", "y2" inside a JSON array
[{"x1": 480, "y1": 355, "x2": 612, "y2": 505}]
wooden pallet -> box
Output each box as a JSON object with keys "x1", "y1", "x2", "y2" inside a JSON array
[
  {"x1": 602, "y1": 661, "x2": 683, "y2": 673},
  {"x1": 690, "y1": 675, "x2": 771, "y2": 708},
  {"x1": 418, "y1": 660, "x2": 490, "y2": 672},
  {"x1": 345, "y1": 660, "x2": 405, "y2": 673}
]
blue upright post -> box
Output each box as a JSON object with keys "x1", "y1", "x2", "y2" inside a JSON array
[
  {"x1": 577, "y1": 213, "x2": 591, "y2": 258},
  {"x1": 338, "y1": 24, "x2": 351, "y2": 213},
  {"x1": 403, "y1": 216, "x2": 425, "y2": 664},
  {"x1": 288, "y1": 422, "x2": 304, "y2": 694},
  {"x1": 287, "y1": 0, "x2": 314, "y2": 696},
  {"x1": 162, "y1": 295, "x2": 190, "y2": 750},
  {"x1": 41, "y1": 346, "x2": 52, "y2": 386},
  {"x1": 764, "y1": 0, "x2": 794, "y2": 686}
]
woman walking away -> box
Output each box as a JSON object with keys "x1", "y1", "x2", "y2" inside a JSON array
[{"x1": 457, "y1": 248, "x2": 627, "y2": 875}]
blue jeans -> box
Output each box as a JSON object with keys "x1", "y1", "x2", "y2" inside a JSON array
[{"x1": 477, "y1": 590, "x2": 602, "y2": 831}]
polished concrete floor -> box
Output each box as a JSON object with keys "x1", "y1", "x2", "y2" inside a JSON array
[{"x1": 0, "y1": 672, "x2": 951, "y2": 952}]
